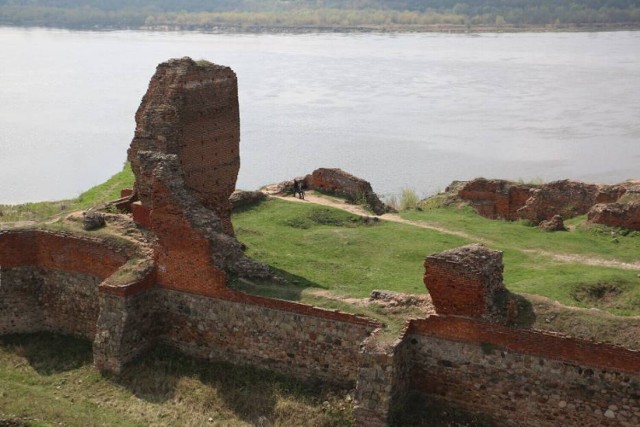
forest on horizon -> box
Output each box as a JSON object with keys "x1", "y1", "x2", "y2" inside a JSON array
[{"x1": 1, "y1": 0, "x2": 639, "y2": 30}]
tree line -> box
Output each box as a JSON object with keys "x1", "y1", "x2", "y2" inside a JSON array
[{"x1": 1, "y1": 0, "x2": 639, "y2": 29}]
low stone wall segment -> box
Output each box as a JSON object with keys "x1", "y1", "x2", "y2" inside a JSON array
[
  {"x1": 155, "y1": 289, "x2": 377, "y2": 385},
  {"x1": 400, "y1": 316, "x2": 640, "y2": 426},
  {"x1": 93, "y1": 290, "x2": 160, "y2": 373},
  {"x1": 0, "y1": 266, "x2": 45, "y2": 335},
  {"x1": 0, "y1": 230, "x2": 130, "y2": 338}
]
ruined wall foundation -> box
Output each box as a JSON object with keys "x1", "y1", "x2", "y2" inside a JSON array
[
  {"x1": 457, "y1": 177, "x2": 640, "y2": 229},
  {"x1": 2, "y1": 58, "x2": 639, "y2": 427}
]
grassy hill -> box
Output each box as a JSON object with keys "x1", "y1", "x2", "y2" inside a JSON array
[
  {"x1": 233, "y1": 196, "x2": 640, "y2": 316},
  {"x1": 2, "y1": 170, "x2": 639, "y2": 426}
]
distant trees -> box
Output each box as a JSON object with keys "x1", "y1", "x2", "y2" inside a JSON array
[{"x1": 1, "y1": 0, "x2": 639, "y2": 29}]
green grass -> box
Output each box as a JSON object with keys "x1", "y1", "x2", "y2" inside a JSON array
[
  {"x1": 403, "y1": 205, "x2": 640, "y2": 262},
  {"x1": 400, "y1": 205, "x2": 640, "y2": 315},
  {"x1": 0, "y1": 333, "x2": 353, "y2": 427},
  {"x1": 234, "y1": 199, "x2": 468, "y2": 298},
  {"x1": 0, "y1": 163, "x2": 134, "y2": 223},
  {"x1": 233, "y1": 198, "x2": 640, "y2": 316}
]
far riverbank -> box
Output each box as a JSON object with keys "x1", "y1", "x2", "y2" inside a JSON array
[{"x1": 2, "y1": 21, "x2": 640, "y2": 34}]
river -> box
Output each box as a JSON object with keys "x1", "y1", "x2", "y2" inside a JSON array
[{"x1": 1, "y1": 27, "x2": 639, "y2": 204}]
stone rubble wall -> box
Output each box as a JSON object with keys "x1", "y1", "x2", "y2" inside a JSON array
[
  {"x1": 0, "y1": 267, "x2": 45, "y2": 334},
  {"x1": 39, "y1": 270, "x2": 102, "y2": 339},
  {"x1": 0, "y1": 230, "x2": 129, "y2": 338},
  {"x1": 353, "y1": 332, "x2": 410, "y2": 427},
  {"x1": 0, "y1": 266, "x2": 102, "y2": 339},
  {"x1": 93, "y1": 290, "x2": 160, "y2": 373},
  {"x1": 397, "y1": 316, "x2": 640, "y2": 427},
  {"x1": 154, "y1": 289, "x2": 377, "y2": 385}
]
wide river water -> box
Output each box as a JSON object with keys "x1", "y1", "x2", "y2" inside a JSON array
[{"x1": 1, "y1": 27, "x2": 639, "y2": 204}]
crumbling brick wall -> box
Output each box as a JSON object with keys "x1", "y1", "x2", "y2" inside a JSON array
[
  {"x1": 458, "y1": 178, "x2": 636, "y2": 224},
  {"x1": 305, "y1": 168, "x2": 390, "y2": 215},
  {"x1": 588, "y1": 201, "x2": 640, "y2": 231},
  {"x1": 357, "y1": 244, "x2": 640, "y2": 426},
  {"x1": 0, "y1": 230, "x2": 128, "y2": 338},
  {"x1": 134, "y1": 151, "x2": 269, "y2": 296},
  {"x1": 128, "y1": 57, "x2": 240, "y2": 236},
  {"x1": 398, "y1": 316, "x2": 640, "y2": 426},
  {"x1": 423, "y1": 244, "x2": 507, "y2": 322},
  {"x1": 457, "y1": 178, "x2": 532, "y2": 220}
]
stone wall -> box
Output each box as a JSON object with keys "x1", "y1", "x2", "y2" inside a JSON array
[
  {"x1": 353, "y1": 333, "x2": 409, "y2": 427},
  {"x1": 0, "y1": 267, "x2": 44, "y2": 334},
  {"x1": 155, "y1": 289, "x2": 377, "y2": 385},
  {"x1": 0, "y1": 230, "x2": 129, "y2": 338},
  {"x1": 398, "y1": 316, "x2": 640, "y2": 427},
  {"x1": 39, "y1": 270, "x2": 102, "y2": 339},
  {"x1": 93, "y1": 289, "x2": 160, "y2": 373}
]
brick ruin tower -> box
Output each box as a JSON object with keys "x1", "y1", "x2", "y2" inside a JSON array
[
  {"x1": 126, "y1": 57, "x2": 268, "y2": 295},
  {"x1": 423, "y1": 243, "x2": 509, "y2": 322},
  {"x1": 128, "y1": 57, "x2": 240, "y2": 236}
]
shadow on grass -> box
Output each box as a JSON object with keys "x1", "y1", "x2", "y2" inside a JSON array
[
  {"x1": 114, "y1": 345, "x2": 351, "y2": 425},
  {"x1": 229, "y1": 266, "x2": 327, "y2": 303},
  {"x1": 0, "y1": 332, "x2": 92, "y2": 375},
  {"x1": 389, "y1": 391, "x2": 494, "y2": 427}
]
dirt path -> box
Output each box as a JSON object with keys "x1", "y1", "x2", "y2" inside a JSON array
[
  {"x1": 522, "y1": 249, "x2": 640, "y2": 271},
  {"x1": 271, "y1": 192, "x2": 640, "y2": 271},
  {"x1": 271, "y1": 193, "x2": 476, "y2": 240}
]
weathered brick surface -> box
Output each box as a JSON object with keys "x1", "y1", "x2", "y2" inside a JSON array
[
  {"x1": 517, "y1": 180, "x2": 602, "y2": 223},
  {"x1": 135, "y1": 151, "x2": 268, "y2": 294},
  {"x1": 131, "y1": 201, "x2": 152, "y2": 228},
  {"x1": 424, "y1": 244, "x2": 506, "y2": 321},
  {"x1": 458, "y1": 178, "x2": 638, "y2": 224},
  {"x1": 399, "y1": 316, "x2": 640, "y2": 426},
  {"x1": 305, "y1": 168, "x2": 390, "y2": 215},
  {"x1": 588, "y1": 201, "x2": 640, "y2": 231},
  {"x1": 0, "y1": 230, "x2": 128, "y2": 276},
  {"x1": 458, "y1": 178, "x2": 532, "y2": 220},
  {"x1": 128, "y1": 57, "x2": 239, "y2": 236}
]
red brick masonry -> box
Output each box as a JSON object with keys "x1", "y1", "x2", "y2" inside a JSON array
[{"x1": 408, "y1": 315, "x2": 640, "y2": 374}]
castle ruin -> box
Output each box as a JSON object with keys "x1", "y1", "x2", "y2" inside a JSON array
[{"x1": 1, "y1": 58, "x2": 639, "y2": 426}]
